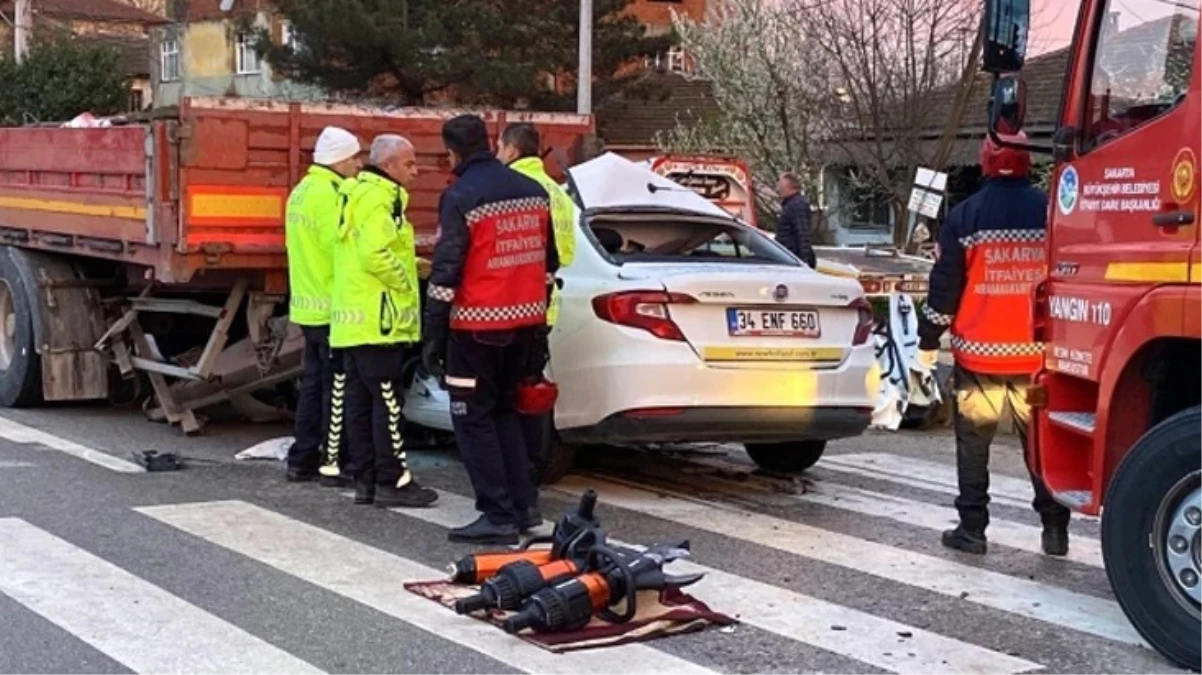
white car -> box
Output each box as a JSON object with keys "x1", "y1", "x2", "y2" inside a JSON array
[{"x1": 404, "y1": 153, "x2": 879, "y2": 481}]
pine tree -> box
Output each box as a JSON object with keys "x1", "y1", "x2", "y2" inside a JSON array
[{"x1": 258, "y1": 0, "x2": 673, "y2": 108}]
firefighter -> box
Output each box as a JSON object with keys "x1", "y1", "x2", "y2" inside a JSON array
[
  {"x1": 330, "y1": 134, "x2": 438, "y2": 509},
  {"x1": 422, "y1": 114, "x2": 559, "y2": 545},
  {"x1": 917, "y1": 132, "x2": 1070, "y2": 557},
  {"x1": 284, "y1": 126, "x2": 362, "y2": 485},
  {"x1": 496, "y1": 122, "x2": 575, "y2": 509}
]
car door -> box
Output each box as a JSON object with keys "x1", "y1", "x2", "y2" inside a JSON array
[{"x1": 1047, "y1": 1, "x2": 1198, "y2": 380}]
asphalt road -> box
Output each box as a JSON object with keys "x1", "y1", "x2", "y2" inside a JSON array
[{"x1": 0, "y1": 401, "x2": 1185, "y2": 675}]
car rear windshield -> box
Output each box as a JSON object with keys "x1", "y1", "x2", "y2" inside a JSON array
[{"x1": 587, "y1": 215, "x2": 799, "y2": 266}]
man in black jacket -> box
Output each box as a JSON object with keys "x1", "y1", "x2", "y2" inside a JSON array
[{"x1": 776, "y1": 173, "x2": 816, "y2": 268}]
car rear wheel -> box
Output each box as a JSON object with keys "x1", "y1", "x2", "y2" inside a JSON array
[{"x1": 744, "y1": 440, "x2": 827, "y2": 473}]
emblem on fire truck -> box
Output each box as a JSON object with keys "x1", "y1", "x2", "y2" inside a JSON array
[{"x1": 1171, "y1": 147, "x2": 1196, "y2": 203}]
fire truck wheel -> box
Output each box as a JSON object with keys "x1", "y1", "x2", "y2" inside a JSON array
[
  {"x1": 0, "y1": 248, "x2": 41, "y2": 408},
  {"x1": 1102, "y1": 405, "x2": 1201, "y2": 672},
  {"x1": 744, "y1": 440, "x2": 827, "y2": 473}
]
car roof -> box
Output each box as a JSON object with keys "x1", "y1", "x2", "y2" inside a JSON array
[{"x1": 567, "y1": 152, "x2": 738, "y2": 221}]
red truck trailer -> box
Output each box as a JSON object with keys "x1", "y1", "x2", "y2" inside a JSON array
[
  {"x1": 0, "y1": 97, "x2": 592, "y2": 433},
  {"x1": 979, "y1": 0, "x2": 1200, "y2": 668}
]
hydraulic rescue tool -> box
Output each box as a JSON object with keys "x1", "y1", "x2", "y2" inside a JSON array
[
  {"x1": 454, "y1": 557, "x2": 587, "y2": 614},
  {"x1": 501, "y1": 542, "x2": 704, "y2": 634},
  {"x1": 449, "y1": 490, "x2": 605, "y2": 585}
]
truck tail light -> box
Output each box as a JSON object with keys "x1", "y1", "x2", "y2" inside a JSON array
[
  {"x1": 1031, "y1": 279, "x2": 1050, "y2": 343},
  {"x1": 850, "y1": 297, "x2": 875, "y2": 345},
  {"x1": 592, "y1": 291, "x2": 696, "y2": 341}
]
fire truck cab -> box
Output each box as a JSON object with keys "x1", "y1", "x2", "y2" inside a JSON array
[{"x1": 981, "y1": 0, "x2": 1200, "y2": 668}]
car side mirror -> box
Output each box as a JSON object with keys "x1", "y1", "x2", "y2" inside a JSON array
[
  {"x1": 982, "y1": 0, "x2": 1030, "y2": 73},
  {"x1": 989, "y1": 75, "x2": 1027, "y2": 134}
]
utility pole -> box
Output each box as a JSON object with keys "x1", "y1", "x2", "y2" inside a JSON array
[
  {"x1": 14, "y1": 0, "x2": 31, "y2": 64},
  {"x1": 577, "y1": 0, "x2": 593, "y2": 115}
]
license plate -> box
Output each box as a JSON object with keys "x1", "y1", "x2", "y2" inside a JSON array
[{"x1": 726, "y1": 308, "x2": 821, "y2": 337}]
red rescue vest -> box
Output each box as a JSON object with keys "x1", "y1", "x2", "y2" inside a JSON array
[
  {"x1": 451, "y1": 196, "x2": 551, "y2": 331},
  {"x1": 950, "y1": 228, "x2": 1045, "y2": 374}
]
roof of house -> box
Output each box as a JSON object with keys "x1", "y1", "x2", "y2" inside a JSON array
[
  {"x1": 30, "y1": 0, "x2": 168, "y2": 24},
  {"x1": 177, "y1": 0, "x2": 267, "y2": 22},
  {"x1": 597, "y1": 71, "x2": 718, "y2": 147},
  {"x1": 79, "y1": 33, "x2": 153, "y2": 76}
]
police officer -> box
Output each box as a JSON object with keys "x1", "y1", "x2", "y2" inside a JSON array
[
  {"x1": 917, "y1": 132, "x2": 1070, "y2": 557},
  {"x1": 331, "y1": 134, "x2": 438, "y2": 509},
  {"x1": 284, "y1": 126, "x2": 362, "y2": 485},
  {"x1": 496, "y1": 123, "x2": 575, "y2": 504},
  {"x1": 423, "y1": 114, "x2": 558, "y2": 545}
]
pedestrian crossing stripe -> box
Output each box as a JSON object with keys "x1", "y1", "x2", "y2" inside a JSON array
[
  {"x1": 0, "y1": 518, "x2": 321, "y2": 674},
  {"x1": 137, "y1": 500, "x2": 712, "y2": 675},
  {"x1": 551, "y1": 476, "x2": 1144, "y2": 647},
  {"x1": 365, "y1": 490, "x2": 1043, "y2": 675},
  {"x1": 0, "y1": 417, "x2": 143, "y2": 473}
]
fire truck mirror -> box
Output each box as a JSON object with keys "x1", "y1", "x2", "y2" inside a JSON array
[
  {"x1": 982, "y1": 0, "x2": 1030, "y2": 74},
  {"x1": 989, "y1": 75, "x2": 1028, "y2": 136}
]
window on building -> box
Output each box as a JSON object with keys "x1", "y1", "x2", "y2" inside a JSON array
[
  {"x1": 645, "y1": 46, "x2": 690, "y2": 74},
  {"x1": 235, "y1": 33, "x2": 261, "y2": 75},
  {"x1": 280, "y1": 20, "x2": 296, "y2": 51},
  {"x1": 1081, "y1": 1, "x2": 1197, "y2": 152},
  {"x1": 129, "y1": 89, "x2": 145, "y2": 112},
  {"x1": 160, "y1": 39, "x2": 180, "y2": 82}
]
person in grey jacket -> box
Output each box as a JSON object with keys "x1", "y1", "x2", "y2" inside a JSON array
[{"x1": 776, "y1": 173, "x2": 816, "y2": 268}]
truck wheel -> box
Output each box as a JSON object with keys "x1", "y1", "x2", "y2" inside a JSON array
[
  {"x1": 744, "y1": 440, "x2": 827, "y2": 473},
  {"x1": 1102, "y1": 405, "x2": 1201, "y2": 671},
  {"x1": 0, "y1": 250, "x2": 41, "y2": 407}
]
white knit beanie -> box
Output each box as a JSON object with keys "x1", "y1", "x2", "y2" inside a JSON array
[{"x1": 313, "y1": 127, "x2": 361, "y2": 166}]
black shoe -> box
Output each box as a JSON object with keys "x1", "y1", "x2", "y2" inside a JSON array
[
  {"x1": 519, "y1": 507, "x2": 543, "y2": 533},
  {"x1": 449, "y1": 515, "x2": 520, "y2": 545},
  {"x1": 285, "y1": 467, "x2": 318, "y2": 483},
  {"x1": 1042, "y1": 527, "x2": 1069, "y2": 556},
  {"x1": 941, "y1": 526, "x2": 988, "y2": 555},
  {"x1": 374, "y1": 481, "x2": 439, "y2": 509},
  {"x1": 319, "y1": 474, "x2": 352, "y2": 488},
  {"x1": 354, "y1": 478, "x2": 375, "y2": 505}
]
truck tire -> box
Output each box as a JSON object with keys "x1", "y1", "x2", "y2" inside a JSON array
[
  {"x1": 1102, "y1": 405, "x2": 1201, "y2": 672},
  {"x1": 744, "y1": 440, "x2": 827, "y2": 473},
  {"x1": 0, "y1": 249, "x2": 42, "y2": 407}
]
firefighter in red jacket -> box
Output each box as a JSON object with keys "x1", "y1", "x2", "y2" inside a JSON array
[
  {"x1": 917, "y1": 133, "x2": 1071, "y2": 557},
  {"x1": 422, "y1": 114, "x2": 559, "y2": 545}
]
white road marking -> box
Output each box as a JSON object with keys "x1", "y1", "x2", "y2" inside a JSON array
[
  {"x1": 0, "y1": 417, "x2": 143, "y2": 473},
  {"x1": 553, "y1": 477, "x2": 1143, "y2": 647},
  {"x1": 688, "y1": 457, "x2": 1103, "y2": 568},
  {"x1": 372, "y1": 490, "x2": 1042, "y2": 674},
  {"x1": 0, "y1": 518, "x2": 321, "y2": 674},
  {"x1": 138, "y1": 500, "x2": 715, "y2": 675},
  {"x1": 818, "y1": 452, "x2": 1099, "y2": 520},
  {"x1": 0, "y1": 459, "x2": 35, "y2": 468}
]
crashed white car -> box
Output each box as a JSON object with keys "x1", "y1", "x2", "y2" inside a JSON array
[{"x1": 404, "y1": 153, "x2": 878, "y2": 481}]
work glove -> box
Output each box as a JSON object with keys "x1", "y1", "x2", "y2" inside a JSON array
[
  {"x1": 916, "y1": 349, "x2": 940, "y2": 372},
  {"x1": 421, "y1": 337, "x2": 446, "y2": 379}
]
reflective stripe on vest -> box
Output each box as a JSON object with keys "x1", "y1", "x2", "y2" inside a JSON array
[
  {"x1": 950, "y1": 226, "x2": 1045, "y2": 375},
  {"x1": 451, "y1": 196, "x2": 550, "y2": 331}
]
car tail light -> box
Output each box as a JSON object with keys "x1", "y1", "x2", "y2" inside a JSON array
[
  {"x1": 849, "y1": 297, "x2": 875, "y2": 345},
  {"x1": 592, "y1": 291, "x2": 697, "y2": 341}
]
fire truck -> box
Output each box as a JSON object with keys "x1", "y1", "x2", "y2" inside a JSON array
[{"x1": 981, "y1": 0, "x2": 1199, "y2": 668}]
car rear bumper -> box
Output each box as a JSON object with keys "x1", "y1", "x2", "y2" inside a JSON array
[{"x1": 561, "y1": 405, "x2": 871, "y2": 445}]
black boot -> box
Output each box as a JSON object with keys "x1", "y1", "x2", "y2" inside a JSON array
[
  {"x1": 286, "y1": 466, "x2": 318, "y2": 483},
  {"x1": 519, "y1": 507, "x2": 543, "y2": 533},
  {"x1": 449, "y1": 515, "x2": 519, "y2": 545},
  {"x1": 941, "y1": 526, "x2": 988, "y2": 554},
  {"x1": 354, "y1": 477, "x2": 376, "y2": 505},
  {"x1": 1042, "y1": 527, "x2": 1069, "y2": 556},
  {"x1": 374, "y1": 481, "x2": 438, "y2": 509}
]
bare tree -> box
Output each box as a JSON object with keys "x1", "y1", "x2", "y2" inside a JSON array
[
  {"x1": 806, "y1": 0, "x2": 981, "y2": 244},
  {"x1": 657, "y1": 0, "x2": 832, "y2": 221}
]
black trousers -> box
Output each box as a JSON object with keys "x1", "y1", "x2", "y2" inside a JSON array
[
  {"x1": 344, "y1": 344, "x2": 411, "y2": 486},
  {"x1": 287, "y1": 326, "x2": 346, "y2": 473},
  {"x1": 952, "y1": 364, "x2": 1071, "y2": 533},
  {"x1": 446, "y1": 328, "x2": 539, "y2": 526},
  {"x1": 520, "y1": 411, "x2": 550, "y2": 484}
]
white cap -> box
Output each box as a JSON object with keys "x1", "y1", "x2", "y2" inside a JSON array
[{"x1": 313, "y1": 127, "x2": 361, "y2": 166}]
